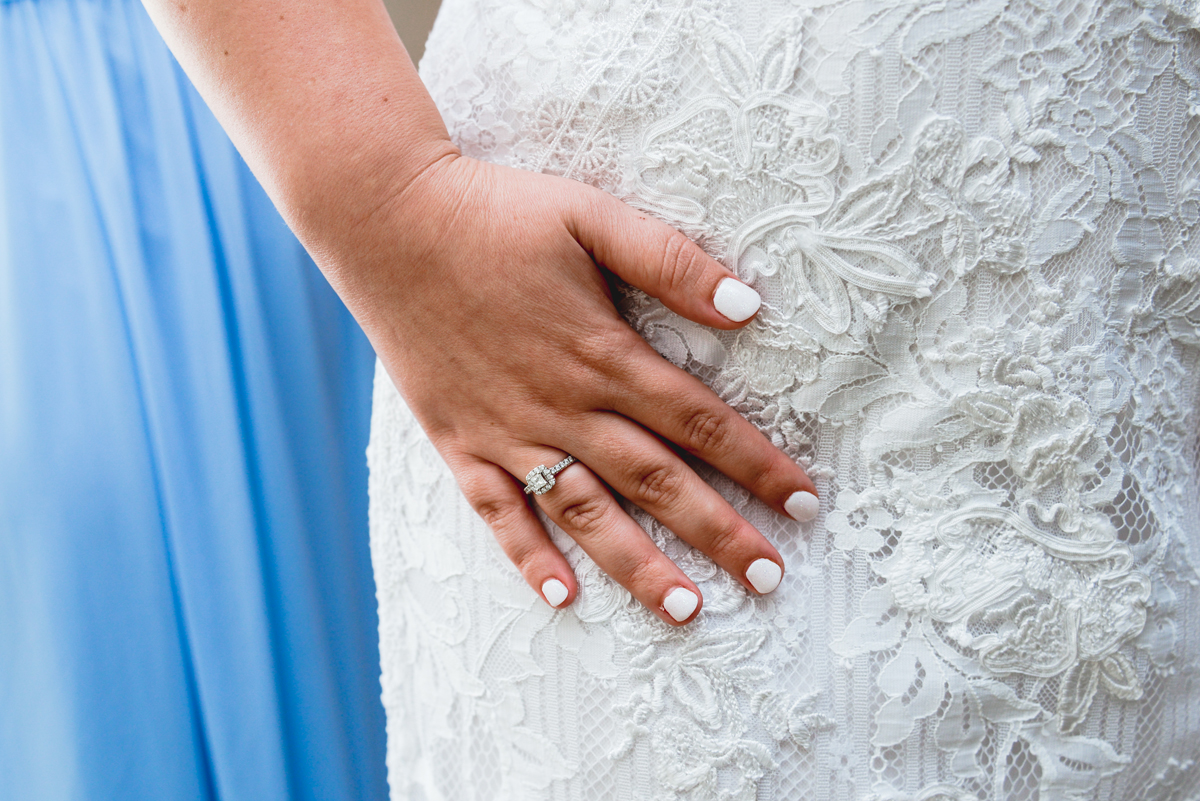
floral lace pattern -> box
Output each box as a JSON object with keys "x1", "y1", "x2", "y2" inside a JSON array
[{"x1": 369, "y1": 1, "x2": 1200, "y2": 798}]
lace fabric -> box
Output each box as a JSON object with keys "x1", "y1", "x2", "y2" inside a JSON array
[{"x1": 368, "y1": 1, "x2": 1200, "y2": 798}]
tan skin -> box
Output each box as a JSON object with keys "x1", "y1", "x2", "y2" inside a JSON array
[{"x1": 143, "y1": 0, "x2": 817, "y2": 625}]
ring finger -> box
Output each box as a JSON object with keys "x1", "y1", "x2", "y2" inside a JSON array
[{"x1": 506, "y1": 445, "x2": 704, "y2": 625}]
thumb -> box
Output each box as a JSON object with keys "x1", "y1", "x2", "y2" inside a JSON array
[{"x1": 565, "y1": 185, "x2": 762, "y2": 329}]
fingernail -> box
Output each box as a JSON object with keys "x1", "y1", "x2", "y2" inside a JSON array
[
  {"x1": 713, "y1": 277, "x2": 761, "y2": 322},
  {"x1": 663, "y1": 587, "x2": 699, "y2": 622},
  {"x1": 542, "y1": 578, "x2": 569, "y2": 607},
  {"x1": 746, "y1": 558, "x2": 783, "y2": 594},
  {"x1": 785, "y1": 490, "x2": 819, "y2": 522}
]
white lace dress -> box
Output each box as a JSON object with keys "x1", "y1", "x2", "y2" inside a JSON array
[{"x1": 367, "y1": 1, "x2": 1200, "y2": 798}]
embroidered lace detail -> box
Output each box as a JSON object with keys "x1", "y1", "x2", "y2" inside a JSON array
[{"x1": 371, "y1": 0, "x2": 1200, "y2": 798}]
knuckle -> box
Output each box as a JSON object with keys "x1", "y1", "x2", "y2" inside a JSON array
[
  {"x1": 706, "y1": 516, "x2": 747, "y2": 562},
  {"x1": 504, "y1": 538, "x2": 542, "y2": 576},
  {"x1": 681, "y1": 408, "x2": 733, "y2": 454},
  {"x1": 570, "y1": 326, "x2": 643, "y2": 406},
  {"x1": 629, "y1": 464, "x2": 682, "y2": 508},
  {"x1": 622, "y1": 549, "x2": 664, "y2": 592},
  {"x1": 660, "y1": 231, "x2": 703, "y2": 293},
  {"x1": 471, "y1": 495, "x2": 548, "y2": 576},
  {"x1": 750, "y1": 452, "x2": 794, "y2": 498},
  {"x1": 558, "y1": 496, "x2": 609, "y2": 539},
  {"x1": 571, "y1": 322, "x2": 636, "y2": 372},
  {"x1": 473, "y1": 496, "x2": 523, "y2": 532}
]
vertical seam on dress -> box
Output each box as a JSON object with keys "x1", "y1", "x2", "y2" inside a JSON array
[
  {"x1": 532, "y1": 0, "x2": 690, "y2": 177},
  {"x1": 561, "y1": 0, "x2": 691, "y2": 179}
]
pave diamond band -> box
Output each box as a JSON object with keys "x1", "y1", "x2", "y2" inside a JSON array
[{"x1": 524, "y1": 456, "x2": 578, "y2": 495}]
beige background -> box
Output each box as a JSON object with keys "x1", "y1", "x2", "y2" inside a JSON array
[{"x1": 384, "y1": 0, "x2": 444, "y2": 64}]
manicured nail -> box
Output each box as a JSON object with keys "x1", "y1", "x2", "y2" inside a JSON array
[
  {"x1": 785, "y1": 490, "x2": 819, "y2": 522},
  {"x1": 746, "y1": 558, "x2": 783, "y2": 594},
  {"x1": 713, "y1": 277, "x2": 761, "y2": 322},
  {"x1": 663, "y1": 587, "x2": 699, "y2": 622},
  {"x1": 542, "y1": 578, "x2": 568, "y2": 607}
]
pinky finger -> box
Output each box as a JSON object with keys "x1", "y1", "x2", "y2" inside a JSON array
[{"x1": 457, "y1": 458, "x2": 577, "y2": 609}]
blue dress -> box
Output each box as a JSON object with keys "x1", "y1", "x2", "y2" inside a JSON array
[{"x1": 0, "y1": 0, "x2": 385, "y2": 798}]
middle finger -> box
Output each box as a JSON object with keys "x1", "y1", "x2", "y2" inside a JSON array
[{"x1": 565, "y1": 412, "x2": 785, "y2": 596}]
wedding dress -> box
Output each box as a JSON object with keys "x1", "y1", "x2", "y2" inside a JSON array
[{"x1": 367, "y1": 0, "x2": 1200, "y2": 798}]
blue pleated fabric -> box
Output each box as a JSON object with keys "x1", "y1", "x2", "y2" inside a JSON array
[{"x1": 0, "y1": 1, "x2": 385, "y2": 799}]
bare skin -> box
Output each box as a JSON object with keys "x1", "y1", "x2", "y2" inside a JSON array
[{"x1": 143, "y1": 0, "x2": 817, "y2": 625}]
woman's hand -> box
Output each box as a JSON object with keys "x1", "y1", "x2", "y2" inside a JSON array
[
  {"x1": 332, "y1": 154, "x2": 818, "y2": 625},
  {"x1": 141, "y1": 0, "x2": 818, "y2": 625}
]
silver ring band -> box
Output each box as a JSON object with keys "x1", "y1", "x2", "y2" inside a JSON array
[{"x1": 524, "y1": 455, "x2": 577, "y2": 495}]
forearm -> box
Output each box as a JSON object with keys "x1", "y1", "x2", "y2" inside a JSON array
[{"x1": 141, "y1": 0, "x2": 457, "y2": 264}]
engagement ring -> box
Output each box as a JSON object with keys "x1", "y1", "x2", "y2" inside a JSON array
[{"x1": 524, "y1": 456, "x2": 577, "y2": 495}]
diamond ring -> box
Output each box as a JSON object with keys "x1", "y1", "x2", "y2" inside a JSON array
[{"x1": 524, "y1": 456, "x2": 578, "y2": 495}]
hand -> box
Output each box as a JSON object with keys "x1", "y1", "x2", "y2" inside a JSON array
[
  {"x1": 333, "y1": 154, "x2": 818, "y2": 625},
  {"x1": 139, "y1": 0, "x2": 817, "y2": 625}
]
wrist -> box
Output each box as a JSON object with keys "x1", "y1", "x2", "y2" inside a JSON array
[
  {"x1": 299, "y1": 146, "x2": 479, "y2": 336},
  {"x1": 278, "y1": 125, "x2": 460, "y2": 261}
]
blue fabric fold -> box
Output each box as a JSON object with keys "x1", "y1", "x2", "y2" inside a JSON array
[{"x1": 0, "y1": 1, "x2": 385, "y2": 798}]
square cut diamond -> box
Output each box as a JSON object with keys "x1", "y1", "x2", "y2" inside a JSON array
[{"x1": 525, "y1": 466, "x2": 554, "y2": 494}]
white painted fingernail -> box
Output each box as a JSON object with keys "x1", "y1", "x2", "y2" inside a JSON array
[
  {"x1": 663, "y1": 587, "x2": 699, "y2": 622},
  {"x1": 542, "y1": 578, "x2": 569, "y2": 607},
  {"x1": 785, "y1": 490, "x2": 820, "y2": 522},
  {"x1": 746, "y1": 558, "x2": 783, "y2": 594},
  {"x1": 713, "y1": 277, "x2": 761, "y2": 322}
]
